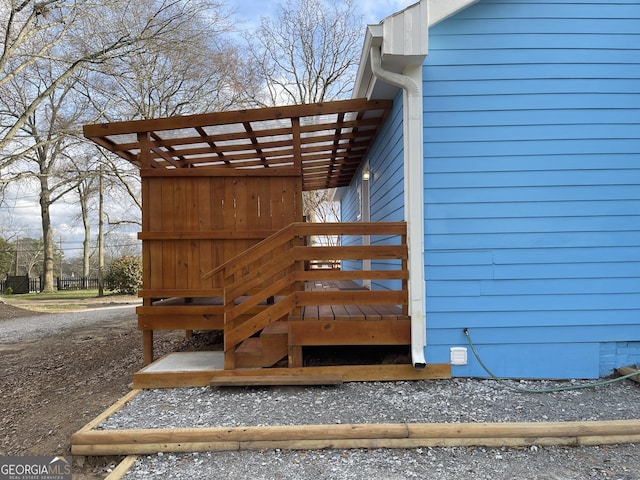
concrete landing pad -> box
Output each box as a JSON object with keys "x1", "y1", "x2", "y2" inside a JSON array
[{"x1": 140, "y1": 352, "x2": 224, "y2": 373}]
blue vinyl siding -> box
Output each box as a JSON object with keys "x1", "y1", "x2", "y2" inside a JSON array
[
  {"x1": 341, "y1": 91, "x2": 405, "y2": 286},
  {"x1": 367, "y1": 92, "x2": 405, "y2": 223},
  {"x1": 423, "y1": 0, "x2": 640, "y2": 378}
]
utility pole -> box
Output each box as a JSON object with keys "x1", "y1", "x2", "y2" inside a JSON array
[{"x1": 98, "y1": 165, "x2": 105, "y2": 297}]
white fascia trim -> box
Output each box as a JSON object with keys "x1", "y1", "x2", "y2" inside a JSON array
[
  {"x1": 353, "y1": 25, "x2": 382, "y2": 99},
  {"x1": 429, "y1": 0, "x2": 479, "y2": 26},
  {"x1": 353, "y1": 0, "x2": 479, "y2": 99}
]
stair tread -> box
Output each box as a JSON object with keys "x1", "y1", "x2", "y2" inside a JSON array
[
  {"x1": 262, "y1": 321, "x2": 289, "y2": 336},
  {"x1": 235, "y1": 337, "x2": 262, "y2": 354}
]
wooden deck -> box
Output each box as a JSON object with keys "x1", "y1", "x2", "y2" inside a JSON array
[
  {"x1": 296, "y1": 280, "x2": 409, "y2": 322},
  {"x1": 131, "y1": 276, "x2": 422, "y2": 387},
  {"x1": 136, "y1": 222, "x2": 412, "y2": 372},
  {"x1": 137, "y1": 282, "x2": 409, "y2": 365}
]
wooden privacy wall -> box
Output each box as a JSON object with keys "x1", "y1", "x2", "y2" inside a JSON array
[{"x1": 139, "y1": 172, "x2": 302, "y2": 294}]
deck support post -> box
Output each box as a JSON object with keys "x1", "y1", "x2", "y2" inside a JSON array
[
  {"x1": 289, "y1": 345, "x2": 303, "y2": 368},
  {"x1": 142, "y1": 330, "x2": 154, "y2": 365},
  {"x1": 224, "y1": 350, "x2": 236, "y2": 370}
]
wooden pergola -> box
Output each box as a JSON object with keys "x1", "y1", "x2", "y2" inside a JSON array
[
  {"x1": 82, "y1": 97, "x2": 442, "y2": 381},
  {"x1": 84, "y1": 98, "x2": 392, "y2": 191}
]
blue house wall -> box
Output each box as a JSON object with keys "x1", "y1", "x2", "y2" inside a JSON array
[
  {"x1": 341, "y1": 91, "x2": 405, "y2": 291},
  {"x1": 423, "y1": 0, "x2": 640, "y2": 378},
  {"x1": 341, "y1": 0, "x2": 640, "y2": 379}
]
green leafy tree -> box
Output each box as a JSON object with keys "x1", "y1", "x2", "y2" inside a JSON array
[{"x1": 105, "y1": 256, "x2": 142, "y2": 295}]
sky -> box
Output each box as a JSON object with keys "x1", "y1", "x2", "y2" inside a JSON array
[
  {"x1": 1, "y1": 0, "x2": 418, "y2": 263},
  {"x1": 232, "y1": 0, "x2": 417, "y2": 26}
]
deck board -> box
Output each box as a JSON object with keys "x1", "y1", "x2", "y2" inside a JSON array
[{"x1": 300, "y1": 280, "x2": 406, "y2": 322}]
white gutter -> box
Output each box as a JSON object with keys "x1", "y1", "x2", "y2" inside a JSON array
[{"x1": 369, "y1": 46, "x2": 427, "y2": 368}]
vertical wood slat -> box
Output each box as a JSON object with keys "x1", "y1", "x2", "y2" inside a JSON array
[
  {"x1": 256, "y1": 177, "x2": 272, "y2": 231},
  {"x1": 197, "y1": 178, "x2": 213, "y2": 288},
  {"x1": 141, "y1": 177, "x2": 151, "y2": 290},
  {"x1": 291, "y1": 117, "x2": 302, "y2": 170},
  {"x1": 211, "y1": 177, "x2": 225, "y2": 288},
  {"x1": 238, "y1": 177, "x2": 253, "y2": 271},
  {"x1": 271, "y1": 177, "x2": 284, "y2": 227},
  {"x1": 146, "y1": 177, "x2": 164, "y2": 289},
  {"x1": 160, "y1": 178, "x2": 176, "y2": 289},
  {"x1": 174, "y1": 178, "x2": 189, "y2": 289},
  {"x1": 186, "y1": 179, "x2": 201, "y2": 289},
  {"x1": 223, "y1": 177, "x2": 238, "y2": 283}
]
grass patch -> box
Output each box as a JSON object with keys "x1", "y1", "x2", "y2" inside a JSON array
[{"x1": 5, "y1": 290, "x2": 118, "y2": 302}]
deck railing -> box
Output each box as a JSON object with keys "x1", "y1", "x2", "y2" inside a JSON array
[{"x1": 203, "y1": 222, "x2": 408, "y2": 369}]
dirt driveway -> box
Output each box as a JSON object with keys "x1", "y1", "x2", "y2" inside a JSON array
[{"x1": 0, "y1": 298, "x2": 211, "y2": 479}]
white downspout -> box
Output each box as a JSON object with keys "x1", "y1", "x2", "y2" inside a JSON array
[{"x1": 370, "y1": 46, "x2": 427, "y2": 369}]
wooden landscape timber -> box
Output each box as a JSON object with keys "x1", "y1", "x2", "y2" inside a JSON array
[
  {"x1": 72, "y1": 415, "x2": 640, "y2": 456},
  {"x1": 104, "y1": 456, "x2": 138, "y2": 480}
]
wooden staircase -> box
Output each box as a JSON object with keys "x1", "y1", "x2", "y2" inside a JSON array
[
  {"x1": 235, "y1": 321, "x2": 289, "y2": 368},
  {"x1": 203, "y1": 222, "x2": 410, "y2": 370}
]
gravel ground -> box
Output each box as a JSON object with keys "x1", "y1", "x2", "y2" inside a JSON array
[
  {"x1": 0, "y1": 302, "x2": 138, "y2": 343},
  {"x1": 122, "y1": 444, "x2": 640, "y2": 480},
  {"x1": 102, "y1": 379, "x2": 640, "y2": 429},
  {"x1": 96, "y1": 378, "x2": 640, "y2": 479}
]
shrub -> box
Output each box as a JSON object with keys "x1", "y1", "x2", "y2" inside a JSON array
[{"x1": 106, "y1": 256, "x2": 142, "y2": 295}]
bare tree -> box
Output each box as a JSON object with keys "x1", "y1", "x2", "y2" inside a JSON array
[
  {"x1": 72, "y1": 157, "x2": 98, "y2": 279},
  {"x1": 1, "y1": 0, "x2": 248, "y2": 291},
  {"x1": 0, "y1": 0, "x2": 231, "y2": 160},
  {"x1": 3, "y1": 66, "x2": 90, "y2": 291},
  {"x1": 75, "y1": 0, "x2": 258, "y2": 229},
  {"x1": 248, "y1": 0, "x2": 363, "y2": 106},
  {"x1": 248, "y1": 0, "x2": 363, "y2": 225},
  {"x1": 13, "y1": 237, "x2": 44, "y2": 277},
  {"x1": 91, "y1": 38, "x2": 259, "y2": 121},
  {"x1": 303, "y1": 188, "x2": 341, "y2": 245}
]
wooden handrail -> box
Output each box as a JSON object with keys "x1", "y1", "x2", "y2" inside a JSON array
[
  {"x1": 202, "y1": 222, "x2": 407, "y2": 280},
  {"x1": 218, "y1": 221, "x2": 408, "y2": 367},
  {"x1": 202, "y1": 223, "x2": 296, "y2": 280}
]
